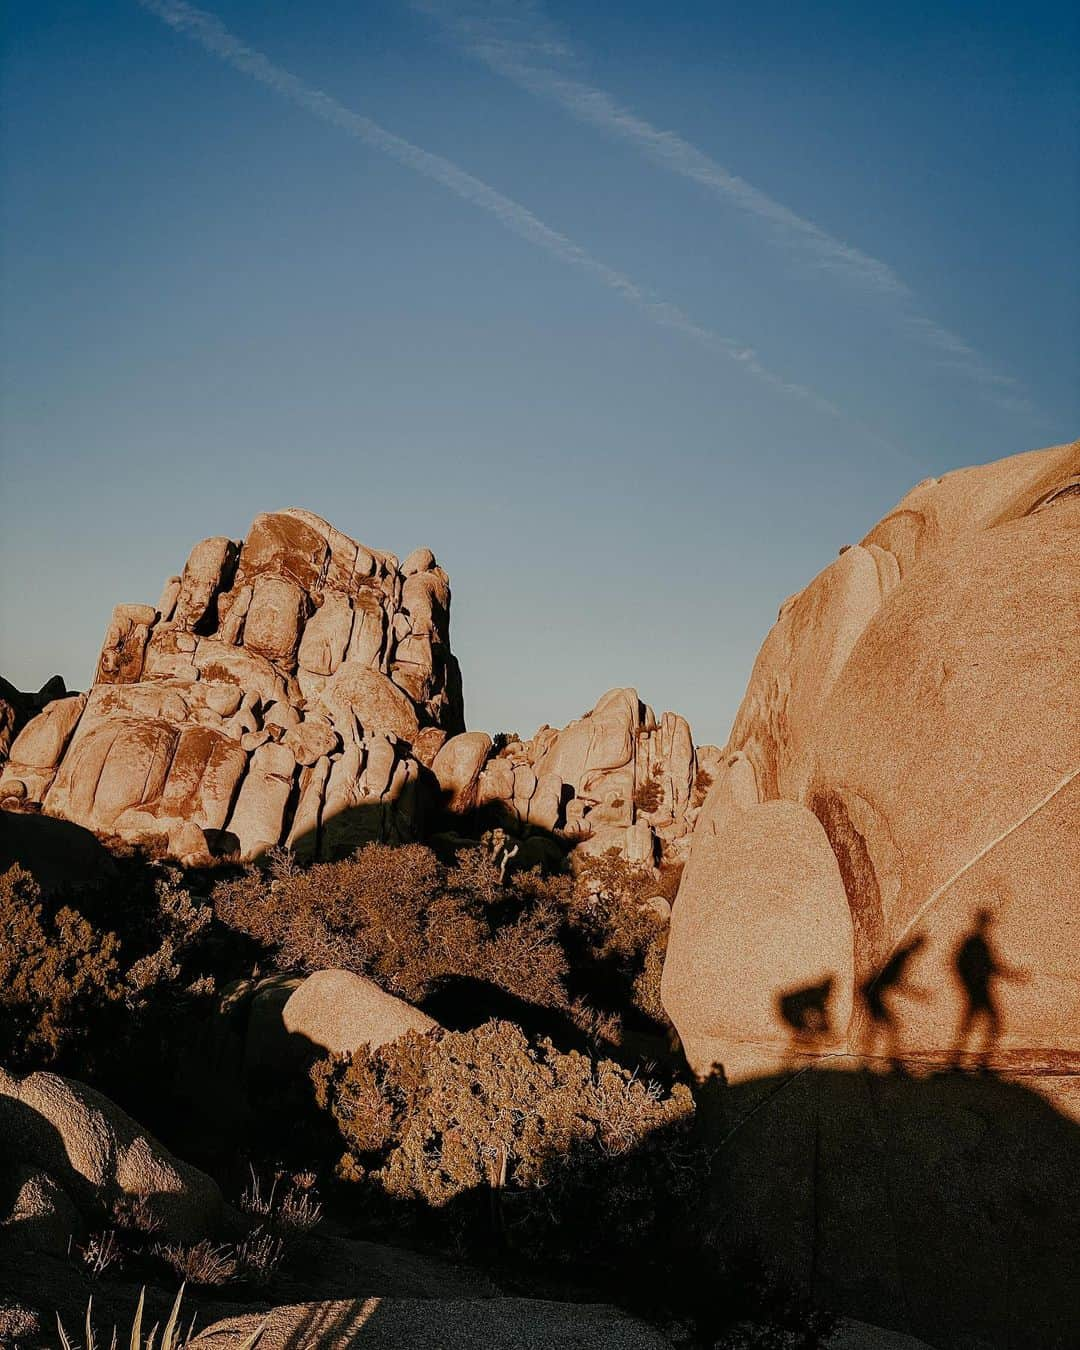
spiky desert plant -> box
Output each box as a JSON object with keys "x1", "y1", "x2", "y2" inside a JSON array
[{"x1": 56, "y1": 1286, "x2": 265, "y2": 1350}]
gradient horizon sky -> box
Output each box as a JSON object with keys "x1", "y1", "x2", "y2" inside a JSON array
[{"x1": 2, "y1": 0, "x2": 1077, "y2": 746}]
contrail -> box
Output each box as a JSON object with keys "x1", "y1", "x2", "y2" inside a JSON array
[
  {"x1": 410, "y1": 0, "x2": 1030, "y2": 411},
  {"x1": 136, "y1": 0, "x2": 842, "y2": 417}
]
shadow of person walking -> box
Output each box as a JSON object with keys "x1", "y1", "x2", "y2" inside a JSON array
[
  {"x1": 951, "y1": 907, "x2": 1025, "y2": 1071},
  {"x1": 859, "y1": 935, "x2": 928, "y2": 1071}
]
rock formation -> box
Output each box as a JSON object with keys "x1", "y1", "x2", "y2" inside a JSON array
[
  {"x1": 663, "y1": 439, "x2": 1080, "y2": 1081},
  {"x1": 239, "y1": 968, "x2": 440, "y2": 1099},
  {"x1": 432, "y1": 688, "x2": 721, "y2": 868},
  {"x1": 0, "y1": 1065, "x2": 223, "y2": 1244},
  {"x1": 0, "y1": 675, "x2": 72, "y2": 785},
  {"x1": 0, "y1": 511, "x2": 463, "y2": 864},
  {"x1": 661, "y1": 440, "x2": 1080, "y2": 1349},
  {"x1": 0, "y1": 511, "x2": 715, "y2": 869}
]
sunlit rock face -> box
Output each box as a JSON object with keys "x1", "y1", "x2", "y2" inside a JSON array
[
  {"x1": 0, "y1": 510, "x2": 463, "y2": 862},
  {"x1": 662, "y1": 439, "x2": 1080, "y2": 1350},
  {"x1": 663, "y1": 440, "x2": 1080, "y2": 1082},
  {"x1": 0, "y1": 508, "x2": 716, "y2": 869},
  {"x1": 433, "y1": 687, "x2": 721, "y2": 869}
]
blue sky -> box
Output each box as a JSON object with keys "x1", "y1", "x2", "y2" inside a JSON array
[{"x1": 2, "y1": 0, "x2": 1077, "y2": 746}]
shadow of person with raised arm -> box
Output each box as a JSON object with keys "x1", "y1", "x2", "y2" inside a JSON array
[
  {"x1": 952, "y1": 907, "x2": 1025, "y2": 1071},
  {"x1": 859, "y1": 934, "x2": 928, "y2": 1071}
]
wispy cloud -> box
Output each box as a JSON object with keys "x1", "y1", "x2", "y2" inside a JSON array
[
  {"x1": 410, "y1": 0, "x2": 1030, "y2": 411},
  {"x1": 136, "y1": 0, "x2": 844, "y2": 417}
]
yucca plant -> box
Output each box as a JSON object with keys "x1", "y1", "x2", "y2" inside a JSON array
[{"x1": 56, "y1": 1285, "x2": 264, "y2": 1350}]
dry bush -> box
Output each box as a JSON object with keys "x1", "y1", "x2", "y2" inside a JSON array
[
  {"x1": 0, "y1": 865, "x2": 123, "y2": 1068},
  {"x1": 112, "y1": 1192, "x2": 164, "y2": 1236},
  {"x1": 77, "y1": 1230, "x2": 124, "y2": 1279},
  {"x1": 0, "y1": 1303, "x2": 39, "y2": 1343},
  {"x1": 568, "y1": 852, "x2": 671, "y2": 1025},
  {"x1": 154, "y1": 1238, "x2": 237, "y2": 1287},
  {"x1": 275, "y1": 1183, "x2": 323, "y2": 1235},
  {"x1": 213, "y1": 841, "x2": 679, "y2": 1050},
  {"x1": 235, "y1": 1228, "x2": 285, "y2": 1285},
  {"x1": 0, "y1": 864, "x2": 216, "y2": 1076},
  {"x1": 632, "y1": 769, "x2": 665, "y2": 815},
  {"x1": 213, "y1": 843, "x2": 571, "y2": 1012},
  {"x1": 240, "y1": 1167, "x2": 323, "y2": 1234},
  {"x1": 692, "y1": 766, "x2": 714, "y2": 808},
  {"x1": 313, "y1": 1020, "x2": 696, "y2": 1262}
]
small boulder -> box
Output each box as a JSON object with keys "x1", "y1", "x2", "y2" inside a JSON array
[
  {"x1": 0, "y1": 1163, "x2": 83, "y2": 1255},
  {"x1": 282, "y1": 969, "x2": 439, "y2": 1059}
]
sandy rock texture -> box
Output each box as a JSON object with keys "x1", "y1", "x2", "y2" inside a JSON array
[
  {"x1": 281, "y1": 968, "x2": 439, "y2": 1057},
  {"x1": 663, "y1": 440, "x2": 1080, "y2": 1080},
  {"x1": 240, "y1": 968, "x2": 439, "y2": 1096},
  {"x1": 661, "y1": 441, "x2": 1080, "y2": 1350},
  {"x1": 0, "y1": 510, "x2": 463, "y2": 862},
  {"x1": 433, "y1": 687, "x2": 717, "y2": 868},
  {"x1": 189, "y1": 1296, "x2": 674, "y2": 1349}
]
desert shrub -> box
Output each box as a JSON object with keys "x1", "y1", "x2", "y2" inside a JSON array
[
  {"x1": 313, "y1": 1020, "x2": 697, "y2": 1265},
  {"x1": 213, "y1": 841, "x2": 680, "y2": 1055},
  {"x1": 0, "y1": 865, "x2": 123, "y2": 1069},
  {"x1": 0, "y1": 862, "x2": 219, "y2": 1092},
  {"x1": 692, "y1": 766, "x2": 714, "y2": 807},
  {"x1": 112, "y1": 1192, "x2": 164, "y2": 1236},
  {"x1": 632, "y1": 769, "x2": 665, "y2": 815},
  {"x1": 154, "y1": 1238, "x2": 237, "y2": 1287},
  {"x1": 0, "y1": 1303, "x2": 39, "y2": 1343},
  {"x1": 240, "y1": 1167, "x2": 323, "y2": 1234},
  {"x1": 234, "y1": 1228, "x2": 285, "y2": 1285},
  {"x1": 77, "y1": 1229, "x2": 124, "y2": 1279},
  {"x1": 567, "y1": 852, "x2": 671, "y2": 1027},
  {"x1": 213, "y1": 843, "x2": 572, "y2": 1013}
]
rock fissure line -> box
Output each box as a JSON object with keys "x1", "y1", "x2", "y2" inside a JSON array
[{"x1": 887, "y1": 761, "x2": 1080, "y2": 958}]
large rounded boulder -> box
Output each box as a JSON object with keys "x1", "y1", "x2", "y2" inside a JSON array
[
  {"x1": 666, "y1": 440, "x2": 1080, "y2": 1080},
  {"x1": 0, "y1": 1067, "x2": 223, "y2": 1243}
]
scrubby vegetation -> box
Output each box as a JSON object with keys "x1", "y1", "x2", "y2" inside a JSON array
[
  {"x1": 0, "y1": 837, "x2": 834, "y2": 1345},
  {"x1": 0, "y1": 864, "x2": 212, "y2": 1074},
  {"x1": 632, "y1": 768, "x2": 665, "y2": 815},
  {"x1": 313, "y1": 1020, "x2": 696, "y2": 1254},
  {"x1": 212, "y1": 842, "x2": 673, "y2": 1055},
  {"x1": 692, "y1": 766, "x2": 714, "y2": 808},
  {"x1": 213, "y1": 843, "x2": 570, "y2": 1012}
]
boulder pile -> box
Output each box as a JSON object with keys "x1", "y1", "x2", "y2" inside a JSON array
[
  {"x1": 0, "y1": 510, "x2": 462, "y2": 863},
  {"x1": 0, "y1": 511, "x2": 715, "y2": 869},
  {"x1": 431, "y1": 688, "x2": 722, "y2": 868}
]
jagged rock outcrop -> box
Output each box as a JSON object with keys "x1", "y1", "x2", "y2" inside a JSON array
[
  {"x1": 1, "y1": 515, "x2": 713, "y2": 867},
  {"x1": 0, "y1": 510, "x2": 463, "y2": 862},
  {"x1": 433, "y1": 688, "x2": 720, "y2": 867}
]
